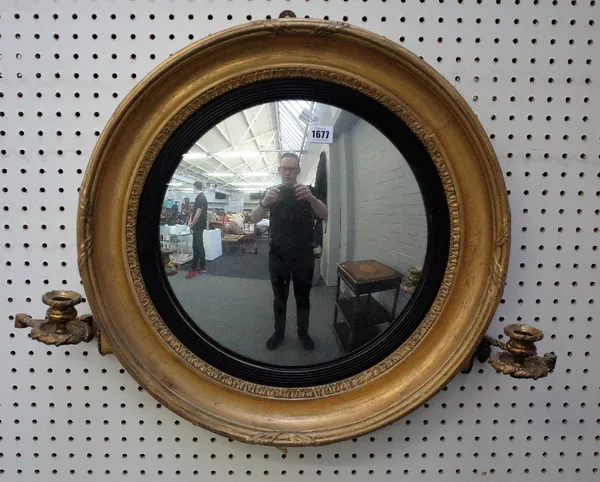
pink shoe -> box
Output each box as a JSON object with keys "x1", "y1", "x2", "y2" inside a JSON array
[
  {"x1": 186, "y1": 268, "x2": 198, "y2": 279},
  {"x1": 197, "y1": 267, "x2": 207, "y2": 274}
]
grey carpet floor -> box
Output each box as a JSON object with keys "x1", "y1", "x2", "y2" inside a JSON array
[
  {"x1": 168, "y1": 239, "x2": 414, "y2": 367},
  {"x1": 168, "y1": 270, "x2": 344, "y2": 366},
  {"x1": 206, "y1": 238, "x2": 271, "y2": 280}
]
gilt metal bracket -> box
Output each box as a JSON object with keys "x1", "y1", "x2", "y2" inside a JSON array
[
  {"x1": 400, "y1": 265, "x2": 422, "y2": 294},
  {"x1": 15, "y1": 290, "x2": 93, "y2": 346},
  {"x1": 462, "y1": 324, "x2": 557, "y2": 379},
  {"x1": 17, "y1": 292, "x2": 555, "y2": 380},
  {"x1": 14, "y1": 290, "x2": 113, "y2": 354}
]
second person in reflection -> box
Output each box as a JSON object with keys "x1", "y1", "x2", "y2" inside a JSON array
[{"x1": 251, "y1": 153, "x2": 328, "y2": 351}]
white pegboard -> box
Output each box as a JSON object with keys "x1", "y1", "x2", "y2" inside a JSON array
[{"x1": 0, "y1": 0, "x2": 598, "y2": 480}]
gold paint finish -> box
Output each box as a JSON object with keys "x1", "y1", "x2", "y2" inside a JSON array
[
  {"x1": 15, "y1": 290, "x2": 94, "y2": 346},
  {"x1": 400, "y1": 265, "x2": 422, "y2": 294},
  {"x1": 76, "y1": 19, "x2": 511, "y2": 445},
  {"x1": 462, "y1": 324, "x2": 557, "y2": 379},
  {"x1": 489, "y1": 324, "x2": 557, "y2": 379}
]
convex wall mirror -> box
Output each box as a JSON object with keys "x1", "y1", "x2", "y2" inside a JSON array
[{"x1": 15, "y1": 17, "x2": 557, "y2": 447}]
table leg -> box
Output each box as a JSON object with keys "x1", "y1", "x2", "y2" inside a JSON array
[
  {"x1": 392, "y1": 287, "x2": 400, "y2": 319},
  {"x1": 333, "y1": 276, "x2": 341, "y2": 325},
  {"x1": 348, "y1": 295, "x2": 360, "y2": 351}
]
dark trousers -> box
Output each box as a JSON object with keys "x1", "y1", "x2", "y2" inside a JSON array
[
  {"x1": 191, "y1": 229, "x2": 205, "y2": 269},
  {"x1": 269, "y1": 250, "x2": 314, "y2": 335}
]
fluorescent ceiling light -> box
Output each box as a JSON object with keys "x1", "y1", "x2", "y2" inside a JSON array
[
  {"x1": 230, "y1": 182, "x2": 273, "y2": 187},
  {"x1": 204, "y1": 172, "x2": 274, "y2": 177},
  {"x1": 214, "y1": 151, "x2": 263, "y2": 158},
  {"x1": 182, "y1": 153, "x2": 208, "y2": 160},
  {"x1": 184, "y1": 151, "x2": 270, "y2": 161},
  {"x1": 167, "y1": 182, "x2": 183, "y2": 186},
  {"x1": 171, "y1": 172, "x2": 197, "y2": 184},
  {"x1": 235, "y1": 188, "x2": 267, "y2": 192}
]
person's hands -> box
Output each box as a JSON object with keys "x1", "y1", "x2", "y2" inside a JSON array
[
  {"x1": 294, "y1": 184, "x2": 314, "y2": 202},
  {"x1": 262, "y1": 187, "x2": 280, "y2": 207}
]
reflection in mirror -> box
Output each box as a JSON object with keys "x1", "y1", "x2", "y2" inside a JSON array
[{"x1": 159, "y1": 101, "x2": 427, "y2": 366}]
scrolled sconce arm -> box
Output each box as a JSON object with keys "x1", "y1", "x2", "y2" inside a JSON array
[
  {"x1": 15, "y1": 290, "x2": 95, "y2": 347},
  {"x1": 462, "y1": 324, "x2": 557, "y2": 380}
]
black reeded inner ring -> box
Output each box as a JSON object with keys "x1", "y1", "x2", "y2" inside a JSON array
[{"x1": 137, "y1": 78, "x2": 450, "y2": 387}]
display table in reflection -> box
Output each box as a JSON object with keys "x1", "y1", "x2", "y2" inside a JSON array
[
  {"x1": 165, "y1": 232, "x2": 193, "y2": 267},
  {"x1": 203, "y1": 229, "x2": 222, "y2": 261},
  {"x1": 220, "y1": 222, "x2": 258, "y2": 254},
  {"x1": 333, "y1": 260, "x2": 403, "y2": 353}
]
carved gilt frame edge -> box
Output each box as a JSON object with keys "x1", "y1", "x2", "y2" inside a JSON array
[
  {"x1": 76, "y1": 21, "x2": 510, "y2": 443},
  {"x1": 120, "y1": 67, "x2": 461, "y2": 399}
]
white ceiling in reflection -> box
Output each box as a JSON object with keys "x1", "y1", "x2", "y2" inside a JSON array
[{"x1": 173, "y1": 100, "x2": 317, "y2": 191}]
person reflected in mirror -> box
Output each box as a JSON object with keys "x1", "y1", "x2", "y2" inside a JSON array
[
  {"x1": 251, "y1": 153, "x2": 328, "y2": 351},
  {"x1": 186, "y1": 181, "x2": 208, "y2": 278}
]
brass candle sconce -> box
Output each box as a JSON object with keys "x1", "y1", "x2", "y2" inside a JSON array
[
  {"x1": 15, "y1": 290, "x2": 111, "y2": 354},
  {"x1": 462, "y1": 324, "x2": 557, "y2": 379},
  {"x1": 16, "y1": 290, "x2": 556, "y2": 380},
  {"x1": 400, "y1": 265, "x2": 422, "y2": 294},
  {"x1": 15, "y1": 290, "x2": 93, "y2": 346}
]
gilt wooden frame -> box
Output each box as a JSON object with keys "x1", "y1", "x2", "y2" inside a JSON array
[{"x1": 77, "y1": 19, "x2": 510, "y2": 446}]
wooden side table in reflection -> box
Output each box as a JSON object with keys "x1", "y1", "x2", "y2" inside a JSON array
[{"x1": 333, "y1": 260, "x2": 403, "y2": 353}]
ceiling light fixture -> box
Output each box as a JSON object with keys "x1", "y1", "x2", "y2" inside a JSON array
[
  {"x1": 182, "y1": 153, "x2": 208, "y2": 160},
  {"x1": 213, "y1": 151, "x2": 263, "y2": 158},
  {"x1": 203, "y1": 172, "x2": 236, "y2": 177},
  {"x1": 203, "y1": 172, "x2": 274, "y2": 178},
  {"x1": 184, "y1": 151, "x2": 275, "y2": 161}
]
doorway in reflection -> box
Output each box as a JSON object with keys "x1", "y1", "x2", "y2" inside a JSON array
[{"x1": 160, "y1": 100, "x2": 427, "y2": 366}]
